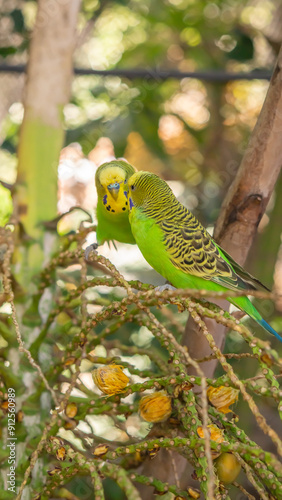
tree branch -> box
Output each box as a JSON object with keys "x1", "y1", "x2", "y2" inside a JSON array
[
  {"x1": 183, "y1": 44, "x2": 282, "y2": 377},
  {"x1": 214, "y1": 47, "x2": 282, "y2": 257}
]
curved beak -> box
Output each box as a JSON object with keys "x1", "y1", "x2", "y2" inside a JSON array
[{"x1": 107, "y1": 182, "x2": 121, "y2": 201}]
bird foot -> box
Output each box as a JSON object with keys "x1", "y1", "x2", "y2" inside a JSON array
[
  {"x1": 155, "y1": 283, "x2": 176, "y2": 292},
  {"x1": 84, "y1": 243, "x2": 98, "y2": 261}
]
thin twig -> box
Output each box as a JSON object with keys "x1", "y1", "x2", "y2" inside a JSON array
[{"x1": 2, "y1": 230, "x2": 59, "y2": 405}]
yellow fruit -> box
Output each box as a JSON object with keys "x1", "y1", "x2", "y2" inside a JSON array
[
  {"x1": 139, "y1": 391, "x2": 172, "y2": 423},
  {"x1": 65, "y1": 402, "x2": 78, "y2": 418},
  {"x1": 92, "y1": 364, "x2": 129, "y2": 396},
  {"x1": 197, "y1": 424, "x2": 224, "y2": 443},
  {"x1": 207, "y1": 386, "x2": 239, "y2": 414},
  {"x1": 93, "y1": 444, "x2": 109, "y2": 458},
  {"x1": 56, "y1": 447, "x2": 66, "y2": 461},
  {"x1": 196, "y1": 424, "x2": 224, "y2": 459},
  {"x1": 215, "y1": 452, "x2": 241, "y2": 484}
]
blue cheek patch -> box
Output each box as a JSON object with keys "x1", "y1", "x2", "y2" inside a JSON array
[
  {"x1": 103, "y1": 194, "x2": 107, "y2": 205},
  {"x1": 124, "y1": 191, "x2": 128, "y2": 198},
  {"x1": 129, "y1": 197, "x2": 134, "y2": 210}
]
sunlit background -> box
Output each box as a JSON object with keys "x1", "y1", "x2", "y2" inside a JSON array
[{"x1": 2, "y1": 0, "x2": 281, "y2": 296}]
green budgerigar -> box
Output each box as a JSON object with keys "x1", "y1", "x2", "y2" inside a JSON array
[
  {"x1": 95, "y1": 160, "x2": 136, "y2": 245},
  {"x1": 128, "y1": 171, "x2": 282, "y2": 342}
]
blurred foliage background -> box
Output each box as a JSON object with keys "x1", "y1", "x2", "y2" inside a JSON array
[
  {"x1": 1, "y1": 0, "x2": 282, "y2": 499},
  {"x1": 1, "y1": 1, "x2": 281, "y2": 225},
  {"x1": 1, "y1": 0, "x2": 282, "y2": 314}
]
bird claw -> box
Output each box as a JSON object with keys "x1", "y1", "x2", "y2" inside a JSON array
[
  {"x1": 155, "y1": 283, "x2": 176, "y2": 292},
  {"x1": 84, "y1": 243, "x2": 98, "y2": 261}
]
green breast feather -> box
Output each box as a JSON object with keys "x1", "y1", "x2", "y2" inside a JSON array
[
  {"x1": 128, "y1": 171, "x2": 282, "y2": 343},
  {"x1": 95, "y1": 160, "x2": 136, "y2": 245},
  {"x1": 96, "y1": 197, "x2": 135, "y2": 245}
]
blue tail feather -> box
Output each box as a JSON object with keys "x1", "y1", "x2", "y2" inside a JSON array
[
  {"x1": 229, "y1": 296, "x2": 282, "y2": 343},
  {"x1": 258, "y1": 318, "x2": 282, "y2": 343}
]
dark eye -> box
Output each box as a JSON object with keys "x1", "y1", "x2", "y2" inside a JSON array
[
  {"x1": 124, "y1": 179, "x2": 127, "y2": 184},
  {"x1": 131, "y1": 184, "x2": 135, "y2": 191}
]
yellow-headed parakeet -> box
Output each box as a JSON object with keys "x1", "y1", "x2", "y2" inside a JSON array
[
  {"x1": 128, "y1": 171, "x2": 282, "y2": 342},
  {"x1": 95, "y1": 160, "x2": 136, "y2": 246}
]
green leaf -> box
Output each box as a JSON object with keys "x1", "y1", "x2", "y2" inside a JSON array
[
  {"x1": 22, "y1": 295, "x2": 42, "y2": 327},
  {"x1": 0, "y1": 46, "x2": 17, "y2": 57},
  {"x1": 228, "y1": 30, "x2": 254, "y2": 61},
  {"x1": 10, "y1": 9, "x2": 25, "y2": 33}
]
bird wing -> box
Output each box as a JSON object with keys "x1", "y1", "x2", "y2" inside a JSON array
[
  {"x1": 219, "y1": 247, "x2": 270, "y2": 291},
  {"x1": 160, "y1": 216, "x2": 261, "y2": 292}
]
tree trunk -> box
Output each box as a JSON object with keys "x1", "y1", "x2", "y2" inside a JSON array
[
  {"x1": 5, "y1": 2, "x2": 81, "y2": 498},
  {"x1": 142, "y1": 45, "x2": 282, "y2": 498},
  {"x1": 15, "y1": 0, "x2": 81, "y2": 279},
  {"x1": 183, "y1": 44, "x2": 282, "y2": 377}
]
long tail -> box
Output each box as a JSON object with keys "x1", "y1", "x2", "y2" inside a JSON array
[
  {"x1": 257, "y1": 318, "x2": 282, "y2": 343},
  {"x1": 229, "y1": 295, "x2": 282, "y2": 343}
]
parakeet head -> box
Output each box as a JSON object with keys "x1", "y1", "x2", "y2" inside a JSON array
[
  {"x1": 128, "y1": 171, "x2": 174, "y2": 211},
  {"x1": 95, "y1": 160, "x2": 135, "y2": 214}
]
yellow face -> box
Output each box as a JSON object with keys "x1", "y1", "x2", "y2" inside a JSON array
[
  {"x1": 128, "y1": 171, "x2": 154, "y2": 210},
  {"x1": 99, "y1": 166, "x2": 129, "y2": 214}
]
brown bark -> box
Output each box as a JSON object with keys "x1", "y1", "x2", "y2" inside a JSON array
[
  {"x1": 214, "y1": 48, "x2": 282, "y2": 256},
  {"x1": 15, "y1": 0, "x2": 81, "y2": 261},
  {"x1": 12, "y1": 2, "x2": 81, "y2": 497},
  {"x1": 250, "y1": 172, "x2": 282, "y2": 288},
  {"x1": 16, "y1": 0, "x2": 81, "y2": 242},
  {"x1": 140, "y1": 46, "x2": 282, "y2": 499},
  {"x1": 24, "y1": 0, "x2": 81, "y2": 129},
  {"x1": 182, "y1": 45, "x2": 282, "y2": 377}
]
